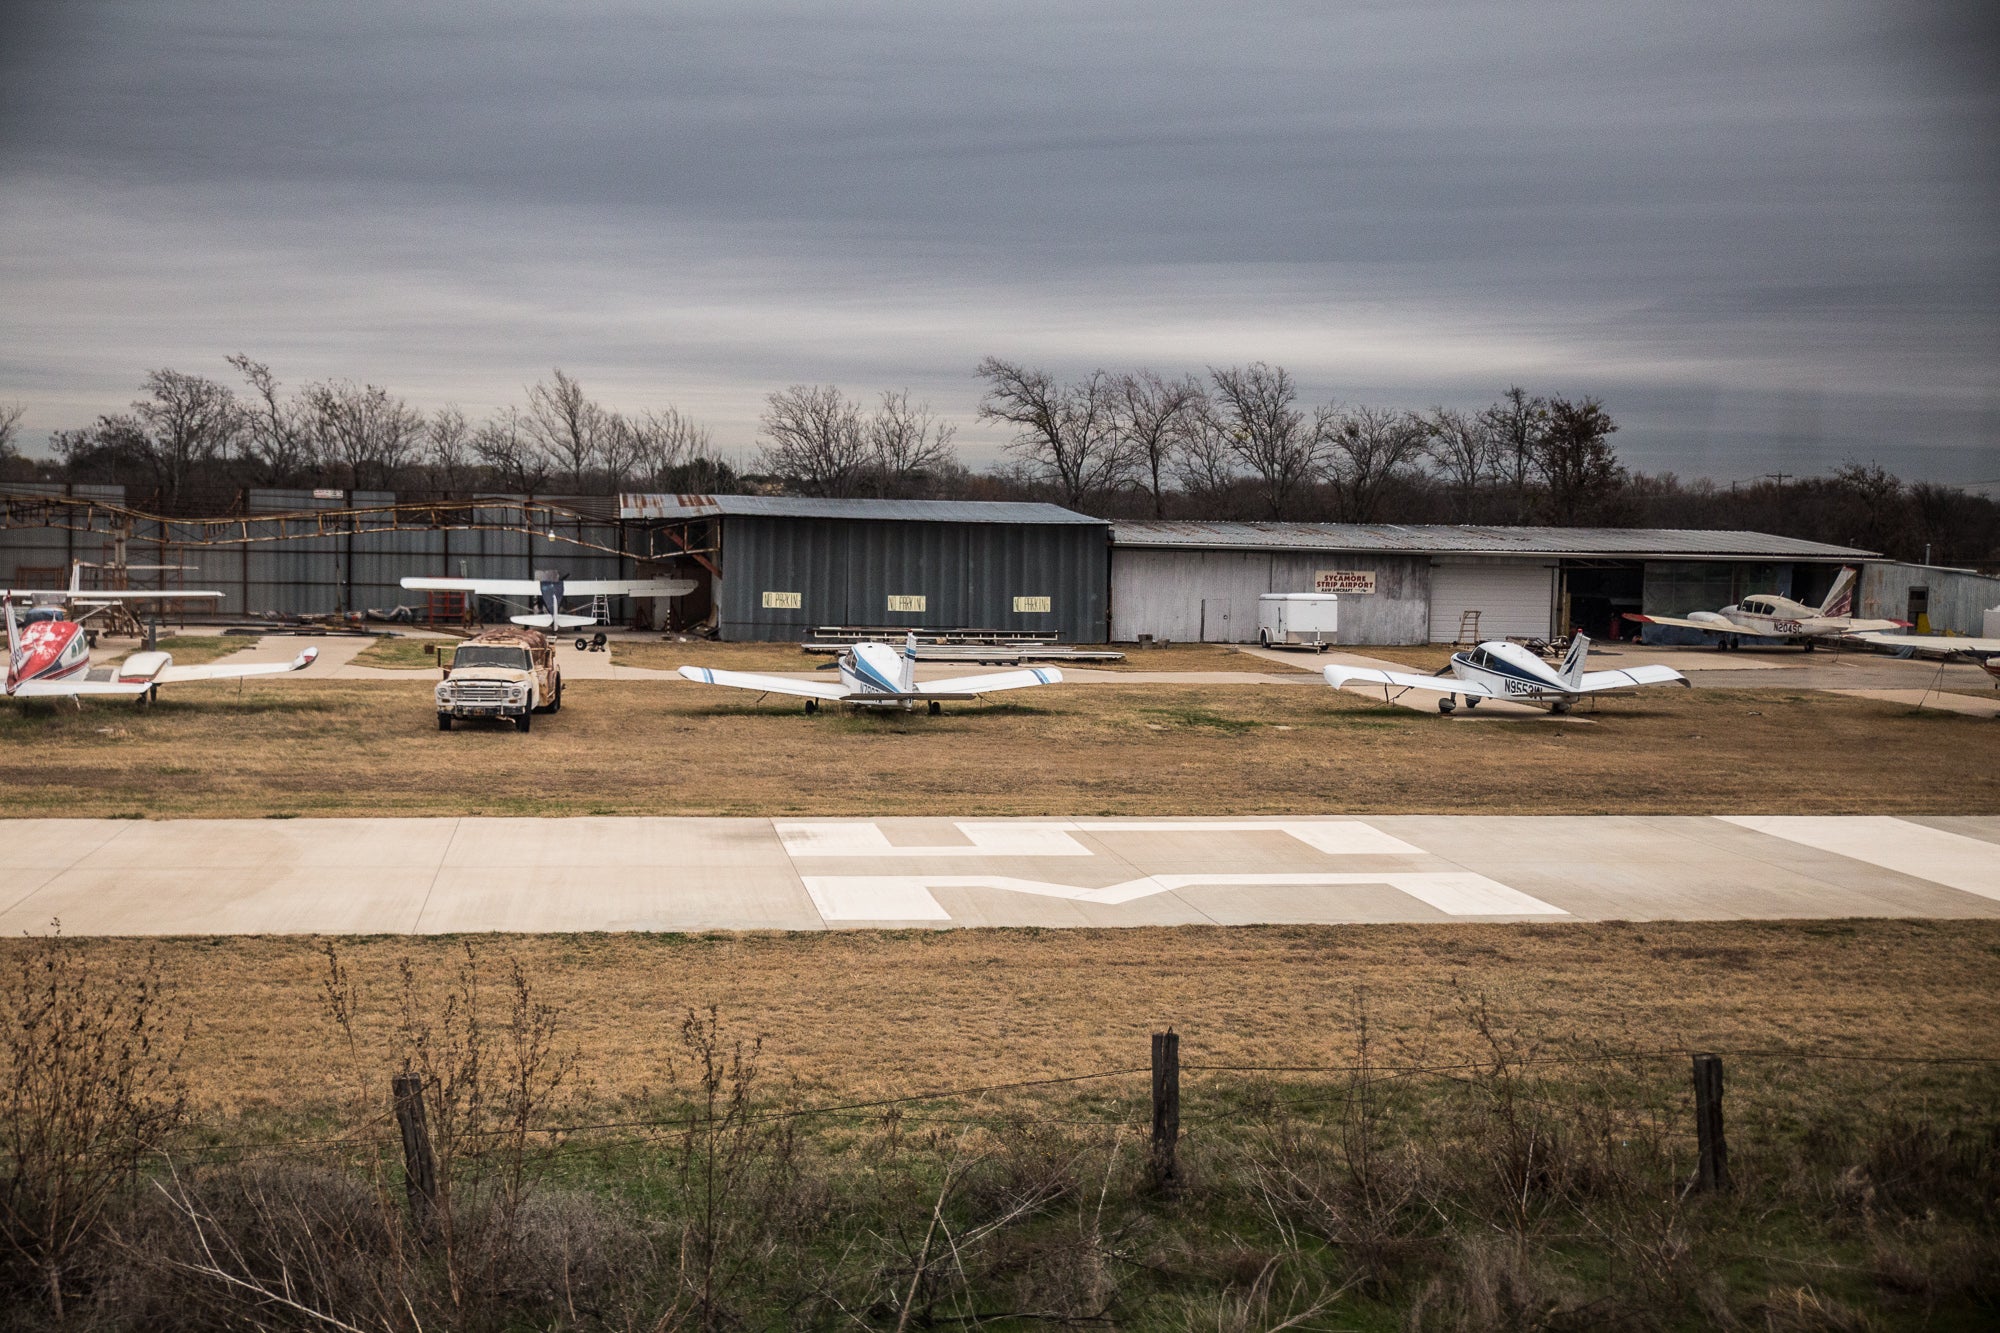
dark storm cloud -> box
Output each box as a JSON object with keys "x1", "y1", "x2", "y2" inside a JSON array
[{"x1": 1, "y1": 1, "x2": 1994, "y2": 478}]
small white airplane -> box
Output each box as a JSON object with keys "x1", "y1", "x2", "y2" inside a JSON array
[
  {"x1": 400, "y1": 568, "x2": 696, "y2": 631},
  {"x1": 677, "y1": 633, "x2": 1064, "y2": 714},
  {"x1": 1324, "y1": 634, "x2": 1688, "y2": 714},
  {"x1": 1623, "y1": 565, "x2": 1902, "y2": 650},
  {"x1": 4, "y1": 598, "x2": 317, "y2": 704},
  {"x1": 1846, "y1": 630, "x2": 2000, "y2": 687}
]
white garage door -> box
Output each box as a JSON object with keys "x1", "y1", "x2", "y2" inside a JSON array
[{"x1": 1428, "y1": 562, "x2": 1555, "y2": 642}]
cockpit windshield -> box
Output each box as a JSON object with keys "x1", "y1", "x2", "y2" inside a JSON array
[{"x1": 451, "y1": 646, "x2": 532, "y2": 670}]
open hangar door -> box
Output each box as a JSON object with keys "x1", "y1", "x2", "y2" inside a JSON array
[
  {"x1": 1560, "y1": 561, "x2": 1645, "y2": 639},
  {"x1": 1427, "y1": 560, "x2": 1556, "y2": 642}
]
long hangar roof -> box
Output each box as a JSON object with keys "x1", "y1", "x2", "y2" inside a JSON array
[
  {"x1": 620, "y1": 494, "x2": 1103, "y2": 525},
  {"x1": 1111, "y1": 522, "x2": 1874, "y2": 559}
]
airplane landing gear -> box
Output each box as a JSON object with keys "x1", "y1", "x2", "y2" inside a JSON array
[
  {"x1": 804, "y1": 699, "x2": 819, "y2": 715},
  {"x1": 1437, "y1": 696, "x2": 1456, "y2": 714},
  {"x1": 1463, "y1": 695, "x2": 1480, "y2": 709},
  {"x1": 1550, "y1": 700, "x2": 1571, "y2": 715},
  {"x1": 927, "y1": 700, "x2": 941, "y2": 715}
]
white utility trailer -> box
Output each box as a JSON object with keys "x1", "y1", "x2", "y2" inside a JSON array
[{"x1": 1257, "y1": 593, "x2": 1339, "y2": 650}]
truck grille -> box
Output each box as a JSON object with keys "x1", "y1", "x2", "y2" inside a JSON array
[{"x1": 449, "y1": 682, "x2": 514, "y2": 704}]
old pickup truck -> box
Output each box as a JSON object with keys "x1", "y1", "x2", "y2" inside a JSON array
[{"x1": 435, "y1": 626, "x2": 562, "y2": 731}]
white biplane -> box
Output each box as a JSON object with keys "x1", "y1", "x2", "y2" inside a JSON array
[
  {"x1": 400, "y1": 569, "x2": 695, "y2": 632},
  {"x1": 678, "y1": 633, "x2": 1063, "y2": 714},
  {"x1": 1324, "y1": 634, "x2": 1688, "y2": 714}
]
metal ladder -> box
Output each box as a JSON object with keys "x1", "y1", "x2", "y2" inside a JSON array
[
  {"x1": 587, "y1": 593, "x2": 610, "y2": 625},
  {"x1": 1455, "y1": 610, "x2": 1481, "y2": 646}
]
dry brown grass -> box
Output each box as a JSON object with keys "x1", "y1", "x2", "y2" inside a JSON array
[
  {"x1": 101, "y1": 636, "x2": 264, "y2": 668},
  {"x1": 0, "y1": 677, "x2": 1988, "y2": 818},
  {"x1": 4, "y1": 920, "x2": 1990, "y2": 1114}
]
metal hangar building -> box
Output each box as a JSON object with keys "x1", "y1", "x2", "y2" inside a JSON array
[
  {"x1": 1107, "y1": 522, "x2": 1875, "y2": 646},
  {"x1": 620, "y1": 494, "x2": 1110, "y2": 642}
]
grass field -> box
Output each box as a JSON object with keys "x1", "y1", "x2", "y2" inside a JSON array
[
  {"x1": 1, "y1": 676, "x2": 1990, "y2": 817},
  {"x1": 10, "y1": 919, "x2": 1992, "y2": 1113}
]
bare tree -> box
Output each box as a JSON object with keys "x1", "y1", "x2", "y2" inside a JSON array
[
  {"x1": 0, "y1": 401, "x2": 24, "y2": 469},
  {"x1": 524, "y1": 369, "x2": 622, "y2": 492},
  {"x1": 303, "y1": 380, "x2": 424, "y2": 493},
  {"x1": 131, "y1": 369, "x2": 243, "y2": 506},
  {"x1": 472, "y1": 407, "x2": 547, "y2": 493},
  {"x1": 1207, "y1": 362, "x2": 1320, "y2": 519},
  {"x1": 424, "y1": 405, "x2": 476, "y2": 494},
  {"x1": 1480, "y1": 386, "x2": 1548, "y2": 523},
  {"x1": 1534, "y1": 395, "x2": 1624, "y2": 524},
  {"x1": 1324, "y1": 405, "x2": 1432, "y2": 523},
  {"x1": 866, "y1": 389, "x2": 958, "y2": 498},
  {"x1": 1117, "y1": 371, "x2": 1207, "y2": 518},
  {"x1": 1168, "y1": 406, "x2": 1242, "y2": 513},
  {"x1": 627, "y1": 405, "x2": 717, "y2": 490},
  {"x1": 226, "y1": 355, "x2": 316, "y2": 485},
  {"x1": 1425, "y1": 406, "x2": 1497, "y2": 521},
  {"x1": 975, "y1": 357, "x2": 1127, "y2": 509},
  {"x1": 757, "y1": 384, "x2": 871, "y2": 497}
]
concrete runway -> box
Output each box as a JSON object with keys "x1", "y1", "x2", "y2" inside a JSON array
[{"x1": 5, "y1": 815, "x2": 1996, "y2": 935}]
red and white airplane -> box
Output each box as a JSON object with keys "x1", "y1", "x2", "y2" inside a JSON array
[
  {"x1": 4, "y1": 599, "x2": 317, "y2": 704},
  {"x1": 1622, "y1": 566, "x2": 1902, "y2": 650}
]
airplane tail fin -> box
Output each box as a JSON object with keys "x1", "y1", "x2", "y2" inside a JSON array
[
  {"x1": 1818, "y1": 566, "x2": 1857, "y2": 618},
  {"x1": 1559, "y1": 632, "x2": 1590, "y2": 690},
  {"x1": 3, "y1": 599, "x2": 21, "y2": 686},
  {"x1": 903, "y1": 631, "x2": 918, "y2": 691}
]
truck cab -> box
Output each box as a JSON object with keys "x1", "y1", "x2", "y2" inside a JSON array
[{"x1": 435, "y1": 626, "x2": 562, "y2": 731}]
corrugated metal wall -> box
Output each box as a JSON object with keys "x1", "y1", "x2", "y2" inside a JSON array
[
  {"x1": 715, "y1": 516, "x2": 1109, "y2": 641},
  {"x1": 1109, "y1": 548, "x2": 1431, "y2": 644},
  {"x1": 1860, "y1": 563, "x2": 2000, "y2": 635},
  {"x1": 2, "y1": 487, "x2": 632, "y2": 619}
]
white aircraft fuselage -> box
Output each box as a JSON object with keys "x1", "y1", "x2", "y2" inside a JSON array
[{"x1": 1445, "y1": 640, "x2": 1589, "y2": 704}]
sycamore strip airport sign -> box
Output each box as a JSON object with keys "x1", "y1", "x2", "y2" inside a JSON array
[{"x1": 1315, "y1": 570, "x2": 1376, "y2": 594}]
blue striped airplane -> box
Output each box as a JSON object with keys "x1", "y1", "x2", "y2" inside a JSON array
[
  {"x1": 678, "y1": 633, "x2": 1063, "y2": 714},
  {"x1": 1324, "y1": 633, "x2": 1688, "y2": 715}
]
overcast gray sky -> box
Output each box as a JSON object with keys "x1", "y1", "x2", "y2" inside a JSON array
[{"x1": 3, "y1": 0, "x2": 1995, "y2": 482}]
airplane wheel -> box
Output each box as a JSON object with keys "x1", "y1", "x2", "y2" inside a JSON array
[
  {"x1": 1463, "y1": 695, "x2": 1480, "y2": 709},
  {"x1": 437, "y1": 713, "x2": 452, "y2": 731},
  {"x1": 575, "y1": 637, "x2": 588, "y2": 651},
  {"x1": 928, "y1": 700, "x2": 941, "y2": 716},
  {"x1": 1803, "y1": 639, "x2": 1816, "y2": 652},
  {"x1": 516, "y1": 711, "x2": 531, "y2": 733},
  {"x1": 805, "y1": 700, "x2": 818, "y2": 715},
  {"x1": 1438, "y1": 697, "x2": 1456, "y2": 714},
  {"x1": 1551, "y1": 701, "x2": 1571, "y2": 715}
]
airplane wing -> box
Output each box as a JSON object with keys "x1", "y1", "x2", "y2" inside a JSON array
[
  {"x1": 400, "y1": 576, "x2": 696, "y2": 597},
  {"x1": 677, "y1": 665, "x2": 849, "y2": 701},
  {"x1": 152, "y1": 647, "x2": 319, "y2": 684},
  {"x1": 1847, "y1": 631, "x2": 2000, "y2": 655},
  {"x1": 1323, "y1": 665, "x2": 1498, "y2": 697},
  {"x1": 1577, "y1": 665, "x2": 1689, "y2": 691},
  {"x1": 1839, "y1": 619, "x2": 1909, "y2": 634},
  {"x1": 1622, "y1": 613, "x2": 1736, "y2": 633},
  {"x1": 916, "y1": 667, "x2": 1064, "y2": 696},
  {"x1": 9, "y1": 678, "x2": 151, "y2": 698},
  {"x1": 401, "y1": 577, "x2": 540, "y2": 595},
  {"x1": 510, "y1": 614, "x2": 601, "y2": 629}
]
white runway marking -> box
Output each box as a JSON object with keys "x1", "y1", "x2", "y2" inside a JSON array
[
  {"x1": 778, "y1": 819, "x2": 1421, "y2": 858},
  {"x1": 1721, "y1": 816, "x2": 2000, "y2": 902},
  {"x1": 799, "y1": 872, "x2": 1563, "y2": 922}
]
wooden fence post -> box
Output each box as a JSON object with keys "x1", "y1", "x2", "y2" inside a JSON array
[
  {"x1": 1150, "y1": 1030, "x2": 1180, "y2": 1193},
  {"x1": 392, "y1": 1072, "x2": 438, "y2": 1233},
  {"x1": 1691, "y1": 1053, "x2": 1729, "y2": 1191}
]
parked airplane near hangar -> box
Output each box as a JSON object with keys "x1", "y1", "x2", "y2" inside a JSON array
[
  {"x1": 1324, "y1": 634, "x2": 1687, "y2": 714},
  {"x1": 1622, "y1": 566, "x2": 1901, "y2": 649},
  {"x1": 400, "y1": 570, "x2": 696, "y2": 631},
  {"x1": 3, "y1": 599, "x2": 317, "y2": 703},
  {"x1": 678, "y1": 634, "x2": 1064, "y2": 713},
  {"x1": 4, "y1": 563, "x2": 224, "y2": 624}
]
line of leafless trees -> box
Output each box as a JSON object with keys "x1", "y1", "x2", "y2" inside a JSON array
[
  {"x1": 973, "y1": 358, "x2": 1624, "y2": 525},
  {"x1": 8, "y1": 362, "x2": 738, "y2": 508}
]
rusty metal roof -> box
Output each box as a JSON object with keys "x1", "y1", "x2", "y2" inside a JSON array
[
  {"x1": 619, "y1": 494, "x2": 1104, "y2": 525},
  {"x1": 1109, "y1": 522, "x2": 1874, "y2": 559}
]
